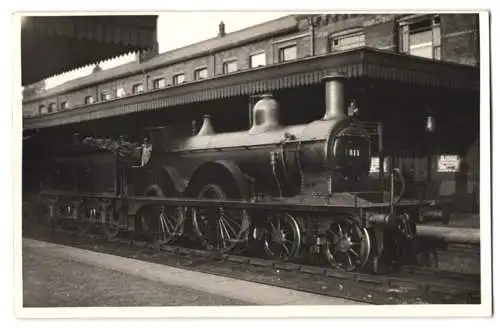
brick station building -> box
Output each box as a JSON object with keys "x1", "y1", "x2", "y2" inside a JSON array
[{"x1": 22, "y1": 13, "x2": 480, "y2": 212}]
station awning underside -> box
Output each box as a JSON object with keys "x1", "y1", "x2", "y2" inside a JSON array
[
  {"x1": 23, "y1": 48, "x2": 479, "y2": 131},
  {"x1": 21, "y1": 15, "x2": 158, "y2": 86}
]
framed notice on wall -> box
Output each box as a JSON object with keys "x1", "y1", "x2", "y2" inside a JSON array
[{"x1": 437, "y1": 155, "x2": 461, "y2": 173}]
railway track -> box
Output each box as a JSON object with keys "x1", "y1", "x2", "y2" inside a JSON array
[{"x1": 23, "y1": 221, "x2": 481, "y2": 305}]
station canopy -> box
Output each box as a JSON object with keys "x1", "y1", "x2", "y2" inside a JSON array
[{"x1": 21, "y1": 15, "x2": 158, "y2": 86}]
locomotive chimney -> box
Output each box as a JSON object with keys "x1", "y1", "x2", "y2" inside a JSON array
[
  {"x1": 322, "y1": 74, "x2": 347, "y2": 120},
  {"x1": 197, "y1": 114, "x2": 215, "y2": 136},
  {"x1": 249, "y1": 93, "x2": 281, "y2": 134}
]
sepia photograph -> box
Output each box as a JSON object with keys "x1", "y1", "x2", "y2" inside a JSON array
[{"x1": 12, "y1": 5, "x2": 493, "y2": 320}]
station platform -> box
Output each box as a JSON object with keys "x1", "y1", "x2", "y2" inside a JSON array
[{"x1": 21, "y1": 238, "x2": 362, "y2": 308}]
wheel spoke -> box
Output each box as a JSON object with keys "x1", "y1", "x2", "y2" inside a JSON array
[
  {"x1": 346, "y1": 253, "x2": 353, "y2": 267},
  {"x1": 349, "y1": 248, "x2": 360, "y2": 258},
  {"x1": 281, "y1": 241, "x2": 292, "y2": 257},
  {"x1": 337, "y1": 223, "x2": 344, "y2": 235},
  {"x1": 217, "y1": 220, "x2": 228, "y2": 250},
  {"x1": 159, "y1": 215, "x2": 169, "y2": 240},
  {"x1": 219, "y1": 217, "x2": 232, "y2": 241},
  {"x1": 269, "y1": 220, "x2": 276, "y2": 232},
  {"x1": 220, "y1": 212, "x2": 238, "y2": 238},
  {"x1": 162, "y1": 213, "x2": 175, "y2": 234}
]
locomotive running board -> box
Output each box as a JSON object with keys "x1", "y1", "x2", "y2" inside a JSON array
[{"x1": 38, "y1": 190, "x2": 436, "y2": 213}]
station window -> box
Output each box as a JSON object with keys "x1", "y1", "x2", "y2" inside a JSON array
[
  {"x1": 132, "y1": 83, "x2": 144, "y2": 94},
  {"x1": 194, "y1": 67, "x2": 208, "y2": 80},
  {"x1": 38, "y1": 105, "x2": 46, "y2": 114},
  {"x1": 400, "y1": 16, "x2": 441, "y2": 60},
  {"x1": 278, "y1": 45, "x2": 297, "y2": 62},
  {"x1": 100, "y1": 92, "x2": 112, "y2": 101},
  {"x1": 223, "y1": 60, "x2": 238, "y2": 74},
  {"x1": 153, "y1": 78, "x2": 166, "y2": 89},
  {"x1": 116, "y1": 87, "x2": 127, "y2": 98},
  {"x1": 250, "y1": 52, "x2": 266, "y2": 68},
  {"x1": 329, "y1": 31, "x2": 366, "y2": 52},
  {"x1": 48, "y1": 102, "x2": 57, "y2": 113},
  {"x1": 84, "y1": 95, "x2": 95, "y2": 105},
  {"x1": 173, "y1": 73, "x2": 185, "y2": 85},
  {"x1": 60, "y1": 101, "x2": 68, "y2": 110}
]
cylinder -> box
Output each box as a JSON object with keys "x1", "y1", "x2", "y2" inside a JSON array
[{"x1": 322, "y1": 74, "x2": 347, "y2": 120}]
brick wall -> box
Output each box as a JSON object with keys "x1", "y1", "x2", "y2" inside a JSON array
[
  {"x1": 440, "y1": 14, "x2": 479, "y2": 66},
  {"x1": 148, "y1": 56, "x2": 210, "y2": 86},
  {"x1": 59, "y1": 87, "x2": 97, "y2": 108},
  {"x1": 214, "y1": 39, "x2": 271, "y2": 75},
  {"x1": 365, "y1": 20, "x2": 397, "y2": 51}
]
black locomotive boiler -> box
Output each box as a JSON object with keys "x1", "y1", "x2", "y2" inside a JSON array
[{"x1": 40, "y1": 74, "x2": 444, "y2": 272}]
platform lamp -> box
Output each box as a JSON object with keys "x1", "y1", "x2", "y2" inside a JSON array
[
  {"x1": 424, "y1": 109, "x2": 436, "y2": 195},
  {"x1": 425, "y1": 109, "x2": 436, "y2": 133}
]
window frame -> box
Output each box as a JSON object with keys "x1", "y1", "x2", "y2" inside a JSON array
[
  {"x1": 328, "y1": 28, "x2": 366, "y2": 52},
  {"x1": 38, "y1": 104, "x2": 46, "y2": 114},
  {"x1": 84, "y1": 95, "x2": 95, "y2": 105},
  {"x1": 153, "y1": 77, "x2": 166, "y2": 89},
  {"x1": 60, "y1": 101, "x2": 68, "y2": 110},
  {"x1": 194, "y1": 67, "x2": 208, "y2": 80},
  {"x1": 173, "y1": 73, "x2": 186, "y2": 85},
  {"x1": 399, "y1": 15, "x2": 441, "y2": 60},
  {"x1": 100, "y1": 92, "x2": 112, "y2": 102},
  {"x1": 48, "y1": 102, "x2": 57, "y2": 113},
  {"x1": 222, "y1": 59, "x2": 238, "y2": 74},
  {"x1": 278, "y1": 44, "x2": 298, "y2": 62},
  {"x1": 116, "y1": 87, "x2": 127, "y2": 98},
  {"x1": 132, "y1": 83, "x2": 144, "y2": 94},
  {"x1": 249, "y1": 51, "x2": 266, "y2": 68}
]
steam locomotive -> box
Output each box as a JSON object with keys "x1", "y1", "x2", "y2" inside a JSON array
[{"x1": 39, "y1": 74, "x2": 444, "y2": 272}]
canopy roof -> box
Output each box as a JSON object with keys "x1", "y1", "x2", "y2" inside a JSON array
[
  {"x1": 21, "y1": 15, "x2": 158, "y2": 86},
  {"x1": 23, "y1": 48, "x2": 479, "y2": 131}
]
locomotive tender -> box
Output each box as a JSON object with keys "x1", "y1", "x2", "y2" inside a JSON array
[{"x1": 40, "y1": 74, "x2": 443, "y2": 272}]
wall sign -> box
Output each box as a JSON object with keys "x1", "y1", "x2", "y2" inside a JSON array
[
  {"x1": 370, "y1": 157, "x2": 389, "y2": 174},
  {"x1": 437, "y1": 155, "x2": 461, "y2": 173}
]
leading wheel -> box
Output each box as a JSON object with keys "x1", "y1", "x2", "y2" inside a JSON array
[
  {"x1": 192, "y1": 183, "x2": 249, "y2": 253},
  {"x1": 324, "y1": 216, "x2": 371, "y2": 271},
  {"x1": 262, "y1": 213, "x2": 301, "y2": 260}
]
